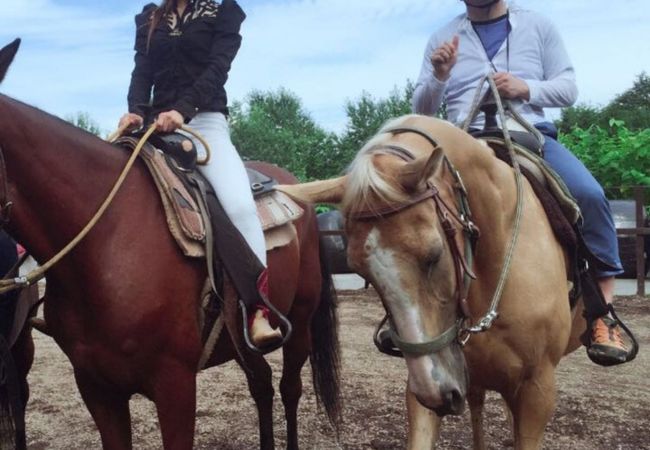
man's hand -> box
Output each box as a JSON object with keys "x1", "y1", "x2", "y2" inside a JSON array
[
  {"x1": 155, "y1": 110, "x2": 185, "y2": 133},
  {"x1": 430, "y1": 35, "x2": 459, "y2": 81},
  {"x1": 118, "y1": 113, "x2": 143, "y2": 131},
  {"x1": 494, "y1": 72, "x2": 530, "y2": 101}
]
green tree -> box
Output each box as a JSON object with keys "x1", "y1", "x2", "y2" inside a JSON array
[
  {"x1": 229, "y1": 89, "x2": 337, "y2": 180},
  {"x1": 335, "y1": 81, "x2": 447, "y2": 174},
  {"x1": 66, "y1": 111, "x2": 102, "y2": 136},
  {"x1": 556, "y1": 104, "x2": 603, "y2": 134},
  {"x1": 336, "y1": 82, "x2": 413, "y2": 171},
  {"x1": 557, "y1": 73, "x2": 650, "y2": 133},
  {"x1": 601, "y1": 72, "x2": 650, "y2": 131}
]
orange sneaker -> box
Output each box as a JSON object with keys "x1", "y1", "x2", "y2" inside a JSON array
[{"x1": 587, "y1": 316, "x2": 628, "y2": 366}]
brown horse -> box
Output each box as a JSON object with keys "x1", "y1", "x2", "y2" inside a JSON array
[
  {"x1": 279, "y1": 114, "x2": 587, "y2": 450},
  {"x1": 0, "y1": 39, "x2": 339, "y2": 450},
  {"x1": 0, "y1": 259, "x2": 35, "y2": 450}
]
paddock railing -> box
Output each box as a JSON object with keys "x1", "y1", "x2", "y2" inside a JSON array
[{"x1": 615, "y1": 186, "x2": 649, "y2": 296}]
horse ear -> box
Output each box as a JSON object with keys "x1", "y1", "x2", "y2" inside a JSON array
[
  {"x1": 398, "y1": 147, "x2": 445, "y2": 192},
  {"x1": 0, "y1": 39, "x2": 21, "y2": 84},
  {"x1": 276, "y1": 176, "x2": 347, "y2": 205}
]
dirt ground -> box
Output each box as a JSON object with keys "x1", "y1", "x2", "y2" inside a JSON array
[{"x1": 24, "y1": 289, "x2": 650, "y2": 449}]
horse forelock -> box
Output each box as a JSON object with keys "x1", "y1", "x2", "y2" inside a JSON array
[
  {"x1": 341, "y1": 114, "x2": 440, "y2": 215},
  {"x1": 341, "y1": 115, "x2": 422, "y2": 216}
]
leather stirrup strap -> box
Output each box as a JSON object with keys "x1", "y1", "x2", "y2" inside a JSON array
[{"x1": 192, "y1": 177, "x2": 219, "y2": 294}]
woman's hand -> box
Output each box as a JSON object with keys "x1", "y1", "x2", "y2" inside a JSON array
[
  {"x1": 118, "y1": 113, "x2": 143, "y2": 131},
  {"x1": 494, "y1": 72, "x2": 530, "y2": 101},
  {"x1": 155, "y1": 110, "x2": 185, "y2": 133}
]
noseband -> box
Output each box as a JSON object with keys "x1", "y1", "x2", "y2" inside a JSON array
[{"x1": 349, "y1": 126, "x2": 480, "y2": 357}]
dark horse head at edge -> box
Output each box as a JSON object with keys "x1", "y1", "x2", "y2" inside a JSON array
[{"x1": 0, "y1": 39, "x2": 21, "y2": 84}]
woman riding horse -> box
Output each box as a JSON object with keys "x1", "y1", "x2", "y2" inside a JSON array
[
  {"x1": 0, "y1": 37, "x2": 340, "y2": 449},
  {"x1": 118, "y1": 0, "x2": 282, "y2": 349},
  {"x1": 412, "y1": 0, "x2": 629, "y2": 366}
]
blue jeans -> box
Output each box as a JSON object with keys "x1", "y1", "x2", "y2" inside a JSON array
[{"x1": 535, "y1": 122, "x2": 623, "y2": 277}]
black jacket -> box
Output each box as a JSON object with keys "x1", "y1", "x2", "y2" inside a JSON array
[{"x1": 127, "y1": 0, "x2": 246, "y2": 123}]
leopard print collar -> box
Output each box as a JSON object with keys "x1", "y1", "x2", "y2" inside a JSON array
[{"x1": 165, "y1": 0, "x2": 220, "y2": 31}]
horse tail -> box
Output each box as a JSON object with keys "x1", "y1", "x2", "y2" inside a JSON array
[{"x1": 309, "y1": 235, "x2": 341, "y2": 430}]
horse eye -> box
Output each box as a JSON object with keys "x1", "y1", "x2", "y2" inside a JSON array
[{"x1": 424, "y1": 246, "x2": 443, "y2": 267}]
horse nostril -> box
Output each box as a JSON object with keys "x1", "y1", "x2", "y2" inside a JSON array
[{"x1": 443, "y1": 387, "x2": 465, "y2": 414}]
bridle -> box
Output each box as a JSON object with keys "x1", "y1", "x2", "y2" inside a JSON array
[{"x1": 348, "y1": 126, "x2": 481, "y2": 356}]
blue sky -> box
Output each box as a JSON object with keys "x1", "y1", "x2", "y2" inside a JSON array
[{"x1": 1, "y1": 0, "x2": 649, "y2": 135}]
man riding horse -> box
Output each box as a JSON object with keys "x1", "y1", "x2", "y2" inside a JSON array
[{"x1": 412, "y1": 0, "x2": 631, "y2": 366}]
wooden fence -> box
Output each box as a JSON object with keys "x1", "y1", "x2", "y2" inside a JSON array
[{"x1": 618, "y1": 186, "x2": 649, "y2": 296}]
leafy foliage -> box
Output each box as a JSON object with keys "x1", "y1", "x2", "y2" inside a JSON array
[
  {"x1": 555, "y1": 104, "x2": 603, "y2": 133},
  {"x1": 334, "y1": 81, "x2": 447, "y2": 176},
  {"x1": 229, "y1": 89, "x2": 337, "y2": 180},
  {"x1": 65, "y1": 111, "x2": 102, "y2": 136},
  {"x1": 601, "y1": 72, "x2": 650, "y2": 131},
  {"x1": 336, "y1": 82, "x2": 416, "y2": 169},
  {"x1": 67, "y1": 76, "x2": 648, "y2": 198},
  {"x1": 559, "y1": 120, "x2": 650, "y2": 197},
  {"x1": 557, "y1": 72, "x2": 650, "y2": 133}
]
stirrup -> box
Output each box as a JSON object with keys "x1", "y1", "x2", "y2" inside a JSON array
[
  {"x1": 586, "y1": 304, "x2": 639, "y2": 367},
  {"x1": 239, "y1": 300, "x2": 292, "y2": 354}
]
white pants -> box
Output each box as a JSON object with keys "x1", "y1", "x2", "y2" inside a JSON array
[{"x1": 186, "y1": 112, "x2": 267, "y2": 267}]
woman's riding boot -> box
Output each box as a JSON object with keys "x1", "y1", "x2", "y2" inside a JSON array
[{"x1": 248, "y1": 268, "x2": 282, "y2": 347}]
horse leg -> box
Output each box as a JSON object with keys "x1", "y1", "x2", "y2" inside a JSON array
[
  {"x1": 280, "y1": 317, "x2": 310, "y2": 450},
  {"x1": 12, "y1": 323, "x2": 35, "y2": 450},
  {"x1": 406, "y1": 384, "x2": 440, "y2": 450},
  {"x1": 502, "y1": 364, "x2": 557, "y2": 450},
  {"x1": 467, "y1": 386, "x2": 486, "y2": 450},
  {"x1": 151, "y1": 365, "x2": 197, "y2": 450},
  {"x1": 236, "y1": 355, "x2": 275, "y2": 450},
  {"x1": 74, "y1": 370, "x2": 133, "y2": 450}
]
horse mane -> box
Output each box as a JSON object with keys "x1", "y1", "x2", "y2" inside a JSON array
[{"x1": 341, "y1": 114, "x2": 422, "y2": 215}]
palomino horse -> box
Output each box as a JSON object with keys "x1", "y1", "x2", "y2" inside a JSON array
[
  {"x1": 0, "y1": 39, "x2": 339, "y2": 449},
  {"x1": 279, "y1": 114, "x2": 587, "y2": 449}
]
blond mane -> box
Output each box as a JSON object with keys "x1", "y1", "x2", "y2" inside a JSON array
[{"x1": 341, "y1": 115, "x2": 422, "y2": 215}]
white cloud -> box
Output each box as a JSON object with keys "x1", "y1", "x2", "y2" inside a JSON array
[{"x1": 1, "y1": 0, "x2": 649, "y2": 134}]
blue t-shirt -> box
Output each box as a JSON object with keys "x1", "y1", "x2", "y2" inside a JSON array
[{"x1": 472, "y1": 13, "x2": 510, "y2": 61}]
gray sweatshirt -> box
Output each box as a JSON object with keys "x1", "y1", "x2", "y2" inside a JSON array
[{"x1": 412, "y1": 4, "x2": 578, "y2": 128}]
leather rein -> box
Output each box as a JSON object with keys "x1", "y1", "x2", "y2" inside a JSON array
[{"x1": 349, "y1": 126, "x2": 481, "y2": 356}]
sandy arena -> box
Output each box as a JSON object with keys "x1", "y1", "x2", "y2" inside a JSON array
[{"x1": 24, "y1": 289, "x2": 650, "y2": 449}]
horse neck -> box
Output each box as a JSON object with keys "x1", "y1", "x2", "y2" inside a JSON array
[
  {"x1": 0, "y1": 96, "x2": 124, "y2": 261},
  {"x1": 443, "y1": 140, "x2": 521, "y2": 287}
]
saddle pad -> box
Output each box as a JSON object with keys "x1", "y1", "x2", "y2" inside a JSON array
[
  {"x1": 116, "y1": 137, "x2": 206, "y2": 257},
  {"x1": 481, "y1": 137, "x2": 582, "y2": 225},
  {"x1": 115, "y1": 137, "x2": 304, "y2": 257},
  {"x1": 256, "y1": 191, "x2": 304, "y2": 231}
]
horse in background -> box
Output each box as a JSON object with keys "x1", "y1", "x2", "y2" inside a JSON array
[
  {"x1": 279, "y1": 114, "x2": 587, "y2": 450},
  {"x1": 0, "y1": 39, "x2": 339, "y2": 450},
  {"x1": 0, "y1": 231, "x2": 35, "y2": 450}
]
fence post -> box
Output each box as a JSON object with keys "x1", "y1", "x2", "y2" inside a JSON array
[{"x1": 634, "y1": 186, "x2": 646, "y2": 296}]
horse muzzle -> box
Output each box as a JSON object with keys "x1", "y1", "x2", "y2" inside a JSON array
[{"x1": 406, "y1": 345, "x2": 468, "y2": 416}]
